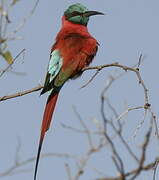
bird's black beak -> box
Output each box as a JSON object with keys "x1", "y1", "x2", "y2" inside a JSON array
[{"x1": 83, "y1": 11, "x2": 104, "y2": 17}]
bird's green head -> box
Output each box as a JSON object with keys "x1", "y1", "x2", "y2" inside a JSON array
[{"x1": 64, "y1": 3, "x2": 104, "y2": 26}]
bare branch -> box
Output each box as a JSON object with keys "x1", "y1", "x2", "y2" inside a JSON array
[
  {"x1": 109, "y1": 120, "x2": 139, "y2": 163},
  {"x1": 61, "y1": 123, "x2": 102, "y2": 135},
  {"x1": 100, "y1": 92, "x2": 125, "y2": 178},
  {"x1": 0, "y1": 84, "x2": 43, "y2": 101},
  {"x1": 0, "y1": 152, "x2": 76, "y2": 177},
  {"x1": 8, "y1": 0, "x2": 40, "y2": 38},
  {"x1": 82, "y1": 62, "x2": 149, "y2": 106},
  {"x1": 129, "y1": 122, "x2": 152, "y2": 180},
  {"x1": 116, "y1": 106, "x2": 144, "y2": 122},
  {"x1": 0, "y1": 48, "x2": 25, "y2": 78},
  {"x1": 97, "y1": 158, "x2": 158, "y2": 180},
  {"x1": 149, "y1": 109, "x2": 159, "y2": 142},
  {"x1": 80, "y1": 69, "x2": 101, "y2": 88},
  {"x1": 65, "y1": 163, "x2": 73, "y2": 180},
  {"x1": 72, "y1": 105, "x2": 94, "y2": 149},
  {"x1": 0, "y1": 62, "x2": 150, "y2": 106}
]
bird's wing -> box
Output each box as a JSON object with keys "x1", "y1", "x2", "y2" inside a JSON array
[
  {"x1": 53, "y1": 33, "x2": 98, "y2": 86},
  {"x1": 41, "y1": 49, "x2": 63, "y2": 95},
  {"x1": 41, "y1": 33, "x2": 98, "y2": 94}
]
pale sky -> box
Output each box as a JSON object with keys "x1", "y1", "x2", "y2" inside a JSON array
[{"x1": 0, "y1": 0, "x2": 159, "y2": 180}]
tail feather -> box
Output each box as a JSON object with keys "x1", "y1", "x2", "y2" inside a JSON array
[
  {"x1": 42, "y1": 93, "x2": 59, "y2": 134},
  {"x1": 34, "y1": 93, "x2": 59, "y2": 180}
]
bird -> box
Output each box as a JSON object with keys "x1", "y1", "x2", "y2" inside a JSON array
[{"x1": 34, "y1": 3, "x2": 104, "y2": 180}]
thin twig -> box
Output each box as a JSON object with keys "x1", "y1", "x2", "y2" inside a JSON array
[
  {"x1": 0, "y1": 62, "x2": 149, "y2": 104},
  {"x1": 0, "y1": 152, "x2": 76, "y2": 177},
  {"x1": 153, "y1": 159, "x2": 159, "y2": 180},
  {"x1": 80, "y1": 69, "x2": 101, "y2": 88},
  {"x1": 0, "y1": 48, "x2": 25, "y2": 78},
  {"x1": 133, "y1": 110, "x2": 147, "y2": 138},
  {"x1": 0, "y1": 85, "x2": 43, "y2": 101},
  {"x1": 65, "y1": 163, "x2": 72, "y2": 180},
  {"x1": 137, "y1": 54, "x2": 142, "y2": 69},
  {"x1": 116, "y1": 106, "x2": 144, "y2": 122},
  {"x1": 97, "y1": 158, "x2": 158, "y2": 180},
  {"x1": 129, "y1": 121, "x2": 152, "y2": 180},
  {"x1": 109, "y1": 121, "x2": 139, "y2": 163},
  {"x1": 8, "y1": 0, "x2": 40, "y2": 39},
  {"x1": 149, "y1": 109, "x2": 159, "y2": 142},
  {"x1": 72, "y1": 105, "x2": 94, "y2": 149},
  {"x1": 61, "y1": 123, "x2": 102, "y2": 135},
  {"x1": 101, "y1": 91, "x2": 125, "y2": 178},
  {"x1": 82, "y1": 62, "x2": 149, "y2": 106}
]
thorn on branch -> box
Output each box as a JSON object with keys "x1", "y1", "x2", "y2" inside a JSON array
[
  {"x1": 144, "y1": 103, "x2": 151, "y2": 110},
  {"x1": 97, "y1": 66, "x2": 103, "y2": 71},
  {"x1": 122, "y1": 67, "x2": 128, "y2": 72},
  {"x1": 137, "y1": 54, "x2": 143, "y2": 68},
  {"x1": 79, "y1": 170, "x2": 84, "y2": 175}
]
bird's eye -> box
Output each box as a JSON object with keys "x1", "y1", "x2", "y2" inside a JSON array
[
  {"x1": 65, "y1": 11, "x2": 82, "y2": 19},
  {"x1": 71, "y1": 11, "x2": 82, "y2": 16}
]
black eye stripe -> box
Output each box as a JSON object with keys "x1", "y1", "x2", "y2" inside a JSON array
[
  {"x1": 65, "y1": 11, "x2": 83, "y2": 19},
  {"x1": 71, "y1": 11, "x2": 82, "y2": 16}
]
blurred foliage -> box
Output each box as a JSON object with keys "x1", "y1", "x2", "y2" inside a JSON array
[
  {"x1": 1, "y1": 50, "x2": 13, "y2": 64},
  {"x1": 0, "y1": 0, "x2": 21, "y2": 65},
  {"x1": 11, "y1": 0, "x2": 21, "y2": 6}
]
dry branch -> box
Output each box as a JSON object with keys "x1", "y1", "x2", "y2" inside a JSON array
[
  {"x1": 0, "y1": 52, "x2": 158, "y2": 180},
  {"x1": 0, "y1": 62, "x2": 150, "y2": 108},
  {"x1": 0, "y1": 85, "x2": 43, "y2": 101},
  {"x1": 97, "y1": 158, "x2": 158, "y2": 180},
  {"x1": 0, "y1": 49, "x2": 25, "y2": 78}
]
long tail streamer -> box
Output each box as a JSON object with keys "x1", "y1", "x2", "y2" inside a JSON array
[{"x1": 34, "y1": 93, "x2": 59, "y2": 180}]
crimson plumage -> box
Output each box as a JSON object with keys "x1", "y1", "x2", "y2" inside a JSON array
[{"x1": 34, "y1": 3, "x2": 103, "y2": 180}]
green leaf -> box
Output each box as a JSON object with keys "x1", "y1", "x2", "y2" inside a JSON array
[
  {"x1": 11, "y1": 0, "x2": 20, "y2": 6},
  {"x1": 0, "y1": 38, "x2": 6, "y2": 44},
  {"x1": 2, "y1": 51, "x2": 14, "y2": 64}
]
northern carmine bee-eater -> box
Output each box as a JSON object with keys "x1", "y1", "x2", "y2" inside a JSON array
[{"x1": 34, "y1": 3, "x2": 104, "y2": 180}]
